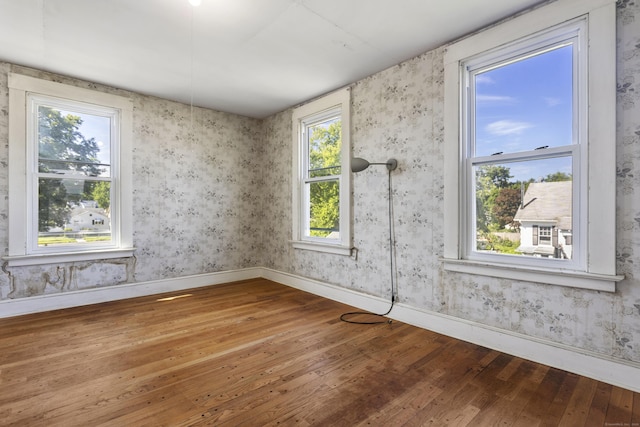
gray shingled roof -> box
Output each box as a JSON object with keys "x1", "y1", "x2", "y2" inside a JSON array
[{"x1": 513, "y1": 181, "x2": 572, "y2": 225}]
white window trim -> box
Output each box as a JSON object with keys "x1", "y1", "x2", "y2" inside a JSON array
[
  {"x1": 443, "y1": 0, "x2": 622, "y2": 291},
  {"x1": 462, "y1": 20, "x2": 586, "y2": 273},
  {"x1": 4, "y1": 74, "x2": 134, "y2": 267},
  {"x1": 538, "y1": 227, "x2": 552, "y2": 246},
  {"x1": 291, "y1": 88, "x2": 352, "y2": 255}
]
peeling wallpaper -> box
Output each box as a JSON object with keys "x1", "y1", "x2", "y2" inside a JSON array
[
  {"x1": 0, "y1": 2, "x2": 639, "y2": 367},
  {"x1": 0, "y1": 64, "x2": 263, "y2": 298}
]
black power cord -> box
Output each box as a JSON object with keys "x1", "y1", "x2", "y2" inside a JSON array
[{"x1": 341, "y1": 169, "x2": 396, "y2": 325}]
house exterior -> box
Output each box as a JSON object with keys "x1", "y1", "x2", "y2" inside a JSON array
[
  {"x1": 66, "y1": 208, "x2": 110, "y2": 232},
  {"x1": 513, "y1": 181, "x2": 572, "y2": 259}
]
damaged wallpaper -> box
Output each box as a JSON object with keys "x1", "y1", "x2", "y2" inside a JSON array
[{"x1": 0, "y1": 64, "x2": 263, "y2": 299}]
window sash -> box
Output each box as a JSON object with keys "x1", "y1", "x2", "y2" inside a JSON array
[
  {"x1": 302, "y1": 176, "x2": 341, "y2": 240},
  {"x1": 460, "y1": 21, "x2": 585, "y2": 271},
  {"x1": 26, "y1": 94, "x2": 120, "y2": 254},
  {"x1": 291, "y1": 88, "x2": 351, "y2": 254},
  {"x1": 300, "y1": 109, "x2": 342, "y2": 242}
]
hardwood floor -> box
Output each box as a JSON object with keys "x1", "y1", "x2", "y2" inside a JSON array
[{"x1": 0, "y1": 278, "x2": 638, "y2": 426}]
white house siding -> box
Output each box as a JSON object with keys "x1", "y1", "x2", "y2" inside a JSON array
[{"x1": 68, "y1": 210, "x2": 110, "y2": 232}]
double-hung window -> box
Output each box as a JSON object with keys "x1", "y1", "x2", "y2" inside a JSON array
[
  {"x1": 292, "y1": 89, "x2": 351, "y2": 255},
  {"x1": 5, "y1": 74, "x2": 134, "y2": 266},
  {"x1": 463, "y1": 21, "x2": 583, "y2": 268},
  {"x1": 443, "y1": 0, "x2": 622, "y2": 291}
]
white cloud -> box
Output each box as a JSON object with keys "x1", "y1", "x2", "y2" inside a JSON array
[
  {"x1": 476, "y1": 94, "x2": 516, "y2": 104},
  {"x1": 485, "y1": 120, "x2": 533, "y2": 136},
  {"x1": 475, "y1": 75, "x2": 495, "y2": 85},
  {"x1": 544, "y1": 97, "x2": 562, "y2": 107}
]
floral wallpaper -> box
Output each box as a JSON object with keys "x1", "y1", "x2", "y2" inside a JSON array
[
  {"x1": 261, "y1": 1, "x2": 640, "y2": 365},
  {"x1": 130, "y1": 98, "x2": 263, "y2": 281},
  {"x1": 0, "y1": 1, "x2": 639, "y2": 369},
  {"x1": 0, "y1": 64, "x2": 263, "y2": 299}
]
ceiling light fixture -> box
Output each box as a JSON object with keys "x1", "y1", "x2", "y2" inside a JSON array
[{"x1": 189, "y1": 0, "x2": 201, "y2": 6}]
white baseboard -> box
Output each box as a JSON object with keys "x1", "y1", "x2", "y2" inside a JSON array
[
  {"x1": 262, "y1": 268, "x2": 640, "y2": 393},
  {"x1": 0, "y1": 267, "x2": 263, "y2": 318},
  {"x1": 2, "y1": 266, "x2": 638, "y2": 393}
]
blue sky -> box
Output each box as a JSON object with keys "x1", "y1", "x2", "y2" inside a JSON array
[
  {"x1": 63, "y1": 109, "x2": 111, "y2": 166},
  {"x1": 474, "y1": 44, "x2": 574, "y2": 182}
]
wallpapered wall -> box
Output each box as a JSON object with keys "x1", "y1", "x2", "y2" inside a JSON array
[
  {"x1": 0, "y1": 2, "x2": 638, "y2": 368},
  {"x1": 261, "y1": 1, "x2": 640, "y2": 365},
  {"x1": 0, "y1": 64, "x2": 263, "y2": 298}
]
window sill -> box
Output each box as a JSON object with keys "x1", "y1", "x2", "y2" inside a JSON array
[
  {"x1": 290, "y1": 240, "x2": 353, "y2": 256},
  {"x1": 3, "y1": 248, "x2": 136, "y2": 267},
  {"x1": 442, "y1": 258, "x2": 623, "y2": 292}
]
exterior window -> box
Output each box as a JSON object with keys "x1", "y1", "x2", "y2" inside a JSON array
[
  {"x1": 5, "y1": 74, "x2": 134, "y2": 266},
  {"x1": 32, "y1": 96, "x2": 115, "y2": 250},
  {"x1": 538, "y1": 227, "x2": 552, "y2": 246},
  {"x1": 443, "y1": 0, "x2": 622, "y2": 291},
  {"x1": 464, "y1": 28, "x2": 580, "y2": 268},
  {"x1": 292, "y1": 89, "x2": 351, "y2": 255}
]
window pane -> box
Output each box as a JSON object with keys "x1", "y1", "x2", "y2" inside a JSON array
[
  {"x1": 308, "y1": 118, "x2": 341, "y2": 178},
  {"x1": 306, "y1": 180, "x2": 340, "y2": 238},
  {"x1": 474, "y1": 44, "x2": 573, "y2": 157},
  {"x1": 38, "y1": 178, "x2": 111, "y2": 247},
  {"x1": 38, "y1": 105, "x2": 111, "y2": 178},
  {"x1": 539, "y1": 226, "x2": 552, "y2": 245},
  {"x1": 473, "y1": 156, "x2": 572, "y2": 259}
]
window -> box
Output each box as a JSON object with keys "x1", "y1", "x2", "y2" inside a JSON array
[
  {"x1": 5, "y1": 74, "x2": 134, "y2": 266},
  {"x1": 538, "y1": 227, "x2": 552, "y2": 246},
  {"x1": 464, "y1": 20, "x2": 582, "y2": 269},
  {"x1": 443, "y1": 0, "x2": 622, "y2": 291},
  {"x1": 291, "y1": 89, "x2": 351, "y2": 255}
]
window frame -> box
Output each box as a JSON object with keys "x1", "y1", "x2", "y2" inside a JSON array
[
  {"x1": 443, "y1": 0, "x2": 622, "y2": 291},
  {"x1": 538, "y1": 226, "x2": 552, "y2": 246},
  {"x1": 5, "y1": 74, "x2": 134, "y2": 266},
  {"x1": 461, "y1": 21, "x2": 585, "y2": 273},
  {"x1": 291, "y1": 88, "x2": 351, "y2": 255}
]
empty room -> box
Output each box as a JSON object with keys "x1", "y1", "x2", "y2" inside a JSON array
[{"x1": 0, "y1": 0, "x2": 639, "y2": 425}]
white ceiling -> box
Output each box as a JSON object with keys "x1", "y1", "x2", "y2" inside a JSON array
[{"x1": 0, "y1": 0, "x2": 546, "y2": 118}]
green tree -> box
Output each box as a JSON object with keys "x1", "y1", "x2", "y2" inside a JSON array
[
  {"x1": 90, "y1": 181, "x2": 111, "y2": 211},
  {"x1": 475, "y1": 165, "x2": 512, "y2": 232},
  {"x1": 38, "y1": 107, "x2": 103, "y2": 231},
  {"x1": 544, "y1": 171, "x2": 572, "y2": 182},
  {"x1": 308, "y1": 120, "x2": 341, "y2": 237},
  {"x1": 38, "y1": 178, "x2": 69, "y2": 231},
  {"x1": 491, "y1": 187, "x2": 521, "y2": 229},
  {"x1": 38, "y1": 107, "x2": 101, "y2": 176}
]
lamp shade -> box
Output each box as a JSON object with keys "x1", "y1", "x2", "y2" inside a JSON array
[
  {"x1": 351, "y1": 157, "x2": 371, "y2": 172},
  {"x1": 351, "y1": 157, "x2": 398, "y2": 173}
]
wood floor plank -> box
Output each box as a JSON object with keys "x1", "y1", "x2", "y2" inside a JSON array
[
  {"x1": 557, "y1": 375, "x2": 599, "y2": 426},
  {"x1": 585, "y1": 382, "x2": 613, "y2": 427},
  {"x1": 514, "y1": 366, "x2": 568, "y2": 425},
  {"x1": 353, "y1": 377, "x2": 445, "y2": 426},
  {"x1": 0, "y1": 278, "x2": 637, "y2": 426},
  {"x1": 603, "y1": 386, "x2": 635, "y2": 427},
  {"x1": 633, "y1": 391, "x2": 640, "y2": 425}
]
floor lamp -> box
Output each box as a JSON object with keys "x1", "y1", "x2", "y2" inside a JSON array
[{"x1": 341, "y1": 157, "x2": 398, "y2": 324}]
